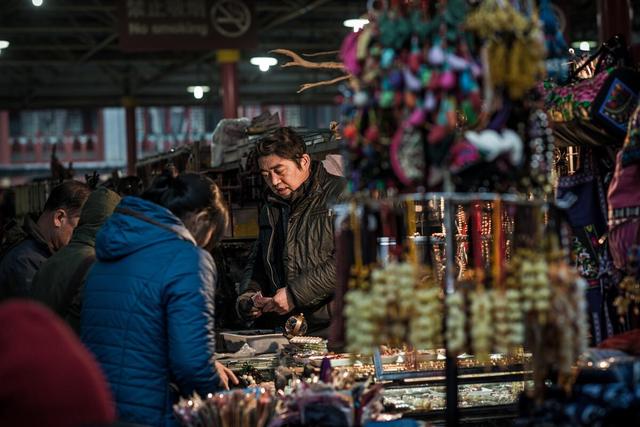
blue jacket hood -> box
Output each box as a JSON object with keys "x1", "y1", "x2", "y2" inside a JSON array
[{"x1": 96, "y1": 196, "x2": 196, "y2": 261}]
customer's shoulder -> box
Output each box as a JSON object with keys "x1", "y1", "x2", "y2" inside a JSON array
[
  {"x1": 2, "y1": 238, "x2": 46, "y2": 263},
  {"x1": 164, "y1": 241, "x2": 214, "y2": 273}
]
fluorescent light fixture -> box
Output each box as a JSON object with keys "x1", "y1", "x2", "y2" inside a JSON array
[
  {"x1": 0, "y1": 41, "x2": 9, "y2": 49},
  {"x1": 250, "y1": 56, "x2": 277, "y2": 72},
  {"x1": 570, "y1": 40, "x2": 597, "y2": 52},
  {"x1": 343, "y1": 18, "x2": 369, "y2": 32},
  {"x1": 187, "y1": 85, "x2": 210, "y2": 99},
  {"x1": 32, "y1": 0, "x2": 44, "y2": 6}
]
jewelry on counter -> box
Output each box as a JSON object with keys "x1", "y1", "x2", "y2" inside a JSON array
[
  {"x1": 285, "y1": 313, "x2": 308, "y2": 337},
  {"x1": 382, "y1": 381, "x2": 527, "y2": 413}
]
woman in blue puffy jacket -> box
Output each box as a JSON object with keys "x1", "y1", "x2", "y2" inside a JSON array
[{"x1": 81, "y1": 173, "x2": 238, "y2": 427}]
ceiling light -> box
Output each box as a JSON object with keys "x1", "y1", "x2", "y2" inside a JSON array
[
  {"x1": 343, "y1": 18, "x2": 369, "y2": 32},
  {"x1": 32, "y1": 0, "x2": 44, "y2": 6},
  {"x1": 0, "y1": 41, "x2": 9, "y2": 49},
  {"x1": 570, "y1": 40, "x2": 597, "y2": 52},
  {"x1": 187, "y1": 85, "x2": 210, "y2": 99},
  {"x1": 250, "y1": 57, "x2": 277, "y2": 72}
]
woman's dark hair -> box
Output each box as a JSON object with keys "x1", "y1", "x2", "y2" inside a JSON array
[
  {"x1": 141, "y1": 173, "x2": 229, "y2": 247},
  {"x1": 254, "y1": 127, "x2": 307, "y2": 169},
  {"x1": 43, "y1": 180, "x2": 91, "y2": 216},
  {"x1": 116, "y1": 176, "x2": 143, "y2": 197}
]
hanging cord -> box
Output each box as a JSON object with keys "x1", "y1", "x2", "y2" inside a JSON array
[
  {"x1": 406, "y1": 199, "x2": 418, "y2": 265},
  {"x1": 492, "y1": 197, "x2": 504, "y2": 290}
]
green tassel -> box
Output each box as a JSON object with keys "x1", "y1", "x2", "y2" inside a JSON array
[
  {"x1": 421, "y1": 68, "x2": 432, "y2": 86},
  {"x1": 461, "y1": 100, "x2": 478, "y2": 126},
  {"x1": 380, "y1": 91, "x2": 395, "y2": 108}
]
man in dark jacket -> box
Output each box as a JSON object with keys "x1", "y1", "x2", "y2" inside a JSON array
[
  {"x1": 237, "y1": 127, "x2": 346, "y2": 336},
  {"x1": 0, "y1": 180, "x2": 90, "y2": 300},
  {"x1": 31, "y1": 187, "x2": 121, "y2": 332}
]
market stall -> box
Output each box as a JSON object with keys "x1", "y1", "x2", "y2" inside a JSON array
[{"x1": 164, "y1": 0, "x2": 640, "y2": 426}]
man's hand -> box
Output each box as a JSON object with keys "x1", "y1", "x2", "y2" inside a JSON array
[
  {"x1": 237, "y1": 293, "x2": 259, "y2": 319},
  {"x1": 263, "y1": 287, "x2": 295, "y2": 315},
  {"x1": 215, "y1": 361, "x2": 239, "y2": 390},
  {"x1": 252, "y1": 292, "x2": 272, "y2": 310},
  {"x1": 238, "y1": 292, "x2": 271, "y2": 320}
]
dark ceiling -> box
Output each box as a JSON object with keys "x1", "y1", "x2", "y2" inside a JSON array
[
  {"x1": 0, "y1": 0, "x2": 365, "y2": 109},
  {"x1": 1, "y1": 0, "x2": 636, "y2": 111}
]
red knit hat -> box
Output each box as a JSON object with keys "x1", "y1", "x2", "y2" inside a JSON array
[{"x1": 0, "y1": 300, "x2": 116, "y2": 427}]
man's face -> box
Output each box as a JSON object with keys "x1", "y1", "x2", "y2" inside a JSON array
[
  {"x1": 51, "y1": 209, "x2": 80, "y2": 251},
  {"x1": 258, "y1": 154, "x2": 311, "y2": 199}
]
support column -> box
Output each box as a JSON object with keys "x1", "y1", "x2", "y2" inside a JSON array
[
  {"x1": 123, "y1": 96, "x2": 137, "y2": 176},
  {"x1": 217, "y1": 49, "x2": 240, "y2": 119},
  {"x1": 95, "y1": 109, "x2": 105, "y2": 162},
  {"x1": 0, "y1": 111, "x2": 9, "y2": 165},
  {"x1": 598, "y1": 0, "x2": 632, "y2": 44}
]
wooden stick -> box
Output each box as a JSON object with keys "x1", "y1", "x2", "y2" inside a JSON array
[
  {"x1": 297, "y1": 75, "x2": 351, "y2": 93},
  {"x1": 302, "y1": 50, "x2": 340, "y2": 57},
  {"x1": 270, "y1": 48, "x2": 346, "y2": 70}
]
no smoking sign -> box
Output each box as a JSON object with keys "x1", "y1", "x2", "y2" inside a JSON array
[{"x1": 211, "y1": 0, "x2": 251, "y2": 38}]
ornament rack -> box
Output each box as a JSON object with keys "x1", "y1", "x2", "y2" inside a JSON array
[{"x1": 330, "y1": 192, "x2": 586, "y2": 425}]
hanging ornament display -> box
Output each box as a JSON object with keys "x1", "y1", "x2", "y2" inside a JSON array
[
  {"x1": 469, "y1": 288, "x2": 492, "y2": 363},
  {"x1": 344, "y1": 262, "x2": 441, "y2": 356},
  {"x1": 491, "y1": 289, "x2": 510, "y2": 354},
  {"x1": 526, "y1": 109, "x2": 555, "y2": 196},
  {"x1": 340, "y1": 0, "x2": 483, "y2": 193},
  {"x1": 532, "y1": 256, "x2": 589, "y2": 391},
  {"x1": 465, "y1": 0, "x2": 545, "y2": 101},
  {"x1": 613, "y1": 246, "x2": 640, "y2": 320},
  {"x1": 538, "y1": 0, "x2": 569, "y2": 83},
  {"x1": 514, "y1": 249, "x2": 551, "y2": 323},
  {"x1": 410, "y1": 280, "x2": 444, "y2": 351},
  {"x1": 445, "y1": 291, "x2": 466, "y2": 355}
]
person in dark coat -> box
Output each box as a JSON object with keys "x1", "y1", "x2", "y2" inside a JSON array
[
  {"x1": 31, "y1": 187, "x2": 121, "y2": 333},
  {"x1": 0, "y1": 180, "x2": 90, "y2": 300},
  {"x1": 237, "y1": 127, "x2": 346, "y2": 336},
  {"x1": 81, "y1": 173, "x2": 237, "y2": 427}
]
